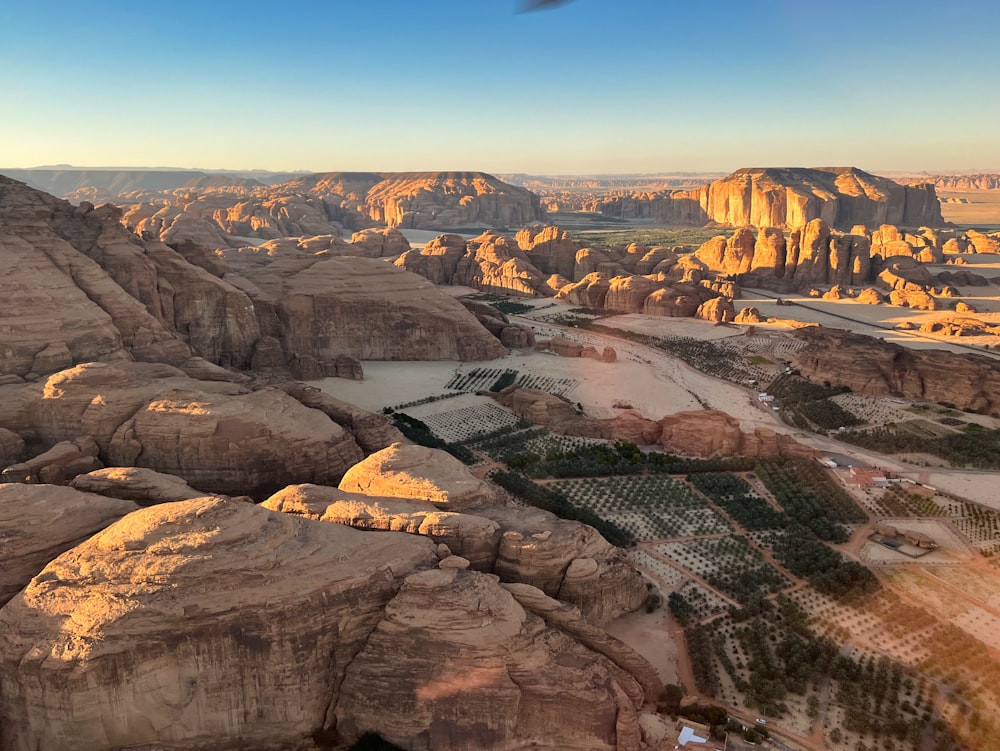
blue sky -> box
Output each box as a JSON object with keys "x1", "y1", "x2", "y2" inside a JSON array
[{"x1": 1, "y1": 0, "x2": 997, "y2": 173}]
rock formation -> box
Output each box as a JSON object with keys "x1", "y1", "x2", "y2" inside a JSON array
[
  {"x1": 0, "y1": 497, "x2": 437, "y2": 751},
  {"x1": 791, "y1": 327, "x2": 1000, "y2": 416},
  {"x1": 338, "y1": 443, "x2": 497, "y2": 510},
  {"x1": 220, "y1": 250, "x2": 508, "y2": 366},
  {"x1": 0, "y1": 484, "x2": 137, "y2": 606},
  {"x1": 591, "y1": 167, "x2": 945, "y2": 230},
  {"x1": 262, "y1": 484, "x2": 504, "y2": 571},
  {"x1": 0, "y1": 496, "x2": 655, "y2": 751},
  {"x1": 0, "y1": 361, "x2": 365, "y2": 496},
  {"x1": 493, "y1": 386, "x2": 813, "y2": 459},
  {"x1": 360, "y1": 171, "x2": 543, "y2": 229},
  {"x1": 0, "y1": 175, "x2": 512, "y2": 382},
  {"x1": 263, "y1": 481, "x2": 647, "y2": 624},
  {"x1": 334, "y1": 568, "x2": 648, "y2": 751},
  {"x1": 70, "y1": 467, "x2": 221, "y2": 505}
]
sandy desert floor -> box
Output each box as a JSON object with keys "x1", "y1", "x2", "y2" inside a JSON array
[
  {"x1": 939, "y1": 189, "x2": 1000, "y2": 227},
  {"x1": 314, "y1": 315, "x2": 1000, "y2": 511}
]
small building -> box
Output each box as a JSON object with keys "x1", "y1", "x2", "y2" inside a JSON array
[
  {"x1": 676, "y1": 720, "x2": 712, "y2": 749},
  {"x1": 849, "y1": 467, "x2": 889, "y2": 488}
]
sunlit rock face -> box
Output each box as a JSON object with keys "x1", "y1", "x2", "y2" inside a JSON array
[
  {"x1": 590, "y1": 167, "x2": 945, "y2": 230},
  {"x1": 790, "y1": 327, "x2": 1000, "y2": 417},
  {"x1": 0, "y1": 484, "x2": 137, "y2": 607},
  {"x1": 1, "y1": 361, "x2": 364, "y2": 496},
  {"x1": 338, "y1": 443, "x2": 498, "y2": 510},
  {"x1": 0, "y1": 497, "x2": 437, "y2": 751},
  {"x1": 264, "y1": 478, "x2": 648, "y2": 626},
  {"x1": 360, "y1": 171, "x2": 543, "y2": 229},
  {"x1": 334, "y1": 567, "x2": 647, "y2": 751}
]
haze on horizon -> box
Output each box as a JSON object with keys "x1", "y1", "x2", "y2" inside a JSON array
[{"x1": 2, "y1": 0, "x2": 998, "y2": 175}]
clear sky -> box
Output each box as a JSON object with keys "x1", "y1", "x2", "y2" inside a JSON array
[{"x1": 1, "y1": 0, "x2": 998, "y2": 174}]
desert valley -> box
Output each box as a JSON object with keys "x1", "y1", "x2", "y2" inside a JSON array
[
  {"x1": 2, "y1": 162, "x2": 1000, "y2": 751},
  {"x1": 4, "y1": 2, "x2": 1000, "y2": 750}
]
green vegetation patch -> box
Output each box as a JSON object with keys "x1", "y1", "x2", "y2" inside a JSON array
[
  {"x1": 841, "y1": 425, "x2": 1000, "y2": 469},
  {"x1": 388, "y1": 412, "x2": 476, "y2": 465},
  {"x1": 688, "y1": 472, "x2": 786, "y2": 530},
  {"x1": 489, "y1": 469, "x2": 634, "y2": 547}
]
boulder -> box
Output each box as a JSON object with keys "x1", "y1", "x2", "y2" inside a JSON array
[
  {"x1": 338, "y1": 443, "x2": 496, "y2": 510},
  {"x1": 70, "y1": 467, "x2": 218, "y2": 505},
  {"x1": 263, "y1": 484, "x2": 502, "y2": 571},
  {"x1": 349, "y1": 227, "x2": 411, "y2": 257}
]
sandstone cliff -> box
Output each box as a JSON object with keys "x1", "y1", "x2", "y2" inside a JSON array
[
  {"x1": 592, "y1": 167, "x2": 945, "y2": 230},
  {"x1": 0, "y1": 362, "x2": 365, "y2": 496},
  {"x1": 107, "y1": 170, "x2": 544, "y2": 242},
  {"x1": 0, "y1": 175, "x2": 512, "y2": 382},
  {"x1": 790, "y1": 327, "x2": 1000, "y2": 416},
  {"x1": 493, "y1": 386, "x2": 814, "y2": 459}
]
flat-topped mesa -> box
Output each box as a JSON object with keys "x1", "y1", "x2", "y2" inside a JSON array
[
  {"x1": 360, "y1": 171, "x2": 544, "y2": 229},
  {"x1": 592, "y1": 167, "x2": 945, "y2": 230}
]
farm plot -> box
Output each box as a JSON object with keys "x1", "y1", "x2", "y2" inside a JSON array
[
  {"x1": 863, "y1": 487, "x2": 1000, "y2": 555},
  {"x1": 672, "y1": 581, "x2": 730, "y2": 620},
  {"x1": 419, "y1": 402, "x2": 523, "y2": 443},
  {"x1": 628, "y1": 550, "x2": 687, "y2": 588},
  {"x1": 653, "y1": 536, "x2": 790, "y2": 603},
  {"x1": 548, "y1": 475, "x2": 731, "y2": 541},
  {"x1": 688, "y1": 471, "x2": 786, "y2": 530},
  {"x1": 514, "y1": 373, "x2": 578, "y2": 397},
  {"x1": 444, "y1": 367, "x2": 579, "y2": 397}
]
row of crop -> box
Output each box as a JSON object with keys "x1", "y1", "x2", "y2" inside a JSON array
[
  {"x1": 841, "y1": 425, "x2": 1000, "y2": 469},
  {"x1": 488, "y1": 469, "x2": 635, "y2": 547},
  {"x1": 687, "y1": 472, "x2": 786, "y2": 530},
  {"x1": 389, "y1": 412, "x2": 475, "y2": 465}
]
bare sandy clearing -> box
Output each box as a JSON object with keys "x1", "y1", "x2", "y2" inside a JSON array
[
  {"x1": 605, "y1": 608, "x2": 679, "y2": 686},
  {"x1": 939, "y1": 190, "x2": 1000, "y2": 226},
  {"x1": 741, "y1": 289, "x2": 1000, "y2": 356}
]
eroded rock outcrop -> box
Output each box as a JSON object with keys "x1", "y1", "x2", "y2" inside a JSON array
[
  {"x1": 0, "y1": 497, "x2": 437, "y2": 751},
  {"x1": 591, "y1": 167, "x2": 945, "y2": 230},
  {"x1": 69, "y1": 467, "x2": 220, "y2": 505},
  {"x1": 0, "y1": 362, "x2": 364, "y2": 496},
  {"x1": 262, "y1": 484, "x2": 503, "y2": 571},
  {"x1": 339, "y1": 443, "x2": 497, "y2": 510},
  {"x1": 334, "y1": 568, "x2": 647, "y2": 751},
  {"x1": 222, "y1": 251, "x2": 507, "y2": 364},
  {"x1": 0, "y1": 484, "x2": 138, "y2": 606},
  {"x1": 264, "y1": 481, "x2": 645, "y2": 625},
  {"x1": 791, "y1": 327, "x2": 1000, "y2": 416},
  {"x1": 493, "y1": 386, "x2": 813, "y2": 459},
  {"x1": 0, "y1": 175, "x2": 514, "y2": 380}
]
